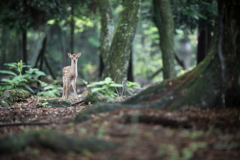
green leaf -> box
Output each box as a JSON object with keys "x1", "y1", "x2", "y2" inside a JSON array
[
  {"x1": 24, "y1": 85, "x2": 35, "y2": 93},
  {"x1": 1, "y1": 78, "x2": 13, "y2": 85},
  {"x1": 81, "y1": 78, "x2": 88, "y2": 85},
  {"x1": 34, "y1": 70, "x2": 46, "y2": 77},
  {"x1": 91, "y1": 87, "x2": 105, "y2": 93},
  {"x1": 104, "y1": 77, "x2": 112, "y2": 83},
  {"x1": 44, "y1": 85, "x2": 55, "y2": 90},
  {"x1": 87, "y1": 81, "x2": 105, "y2": 87},
  {"x1": 0, "y1": 70, "x2": 17, "y2": 76},
  {"x1": 109, "y1": 84, "x2": 122, "y2": 87}
]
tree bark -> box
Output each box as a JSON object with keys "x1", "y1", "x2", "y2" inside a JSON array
[
  {"x1": 97, "y1": 0, "x2": 114, "y2": 78},
  {"x1": 127, "y1": 48, "x2": 134, "y2": 81},
  {"x1": 197, "y1": 22, "x2": 211, "y2": 64},
  {"x1": 44, "y1": 57, "x2": 56, "y2": 80},
  {"x1": 70, "y1": 1, "x2": 74, "y2": 54},
  {"x1": 22, "y1": 29, "x2": 27, "y2": 73},
  {"x1": 153, "y1": 0, "x2": 176, "y2": 79},
  {"x1": 39, "y1": 36, "x2": 47, "y2": 73},
  {"x1": 0, "y1": 26, "x2": 7, "y2": 73},
  {"x1": 101, "y1": 0, "x2": 141, "y2": 84}
]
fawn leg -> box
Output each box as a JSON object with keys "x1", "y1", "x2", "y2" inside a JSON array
[
  {"x1": 62, "y1": 80, "x2": 65, "y2": 99},
  {"x1": 66, "y1": 79, "x2": 71, "y2": 99},
  {"x1": 72, "y1": 79, "x2": 77, "y2": 99}
]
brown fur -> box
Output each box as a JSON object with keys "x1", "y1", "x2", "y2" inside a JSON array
[{"x1": 62, "y1": 52, "x2": 81, "y2": 99}]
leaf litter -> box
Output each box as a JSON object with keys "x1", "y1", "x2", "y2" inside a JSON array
[{"x1": 0, "y1": 96, "x2": 239, "y2": 160}]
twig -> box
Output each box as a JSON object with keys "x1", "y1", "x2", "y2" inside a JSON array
[
  {"x1": 148, "y1": 68, "x2": 163, "y2": 80},
  {"x1": 70, "y1": 100, "x2": 84, "y2": 106},
  {"x1": 174, "y1": 52, "x2": 185, "y2": 69}
]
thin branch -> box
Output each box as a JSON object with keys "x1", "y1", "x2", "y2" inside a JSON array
[
  {"x1": 70, "y1": 100, "x2": 84, "y2": 106},
  {"x1": 174, "y1": 52, "x2": 185, "y2": 69},
  {"x1": 148, "y1": 68, "x2": 163, "y2": 80}
]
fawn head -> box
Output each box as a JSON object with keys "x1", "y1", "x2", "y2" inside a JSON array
[{"x1": 68, "y1": 52, "x2": 81, "y2": 64}]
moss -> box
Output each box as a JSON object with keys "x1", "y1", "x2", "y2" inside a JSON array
[
  {"x1": 83, "y1": 92, "x2": 100, "y2": 105},
  {"x1": 0, "y1": 90, "x2": 30, "y2": 107},
  {"x1": 39, "y1": 98, "x2": 72, "y2": 107},
  {"x1": 75, "y1": 112, "x2": 91, "y2": 122},
  {"x1": 83, "y1": 92, "x2": 115, "y2": 105}
]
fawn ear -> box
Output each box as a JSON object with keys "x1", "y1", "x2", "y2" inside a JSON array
[
  {"x1": 67, "y1": 53, "x2": 71, "y2": 57},
  {"x1": 77, "y1": 52, "x2": 81, "y2": 58}
]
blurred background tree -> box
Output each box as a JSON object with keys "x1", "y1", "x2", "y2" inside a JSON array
[{"x1": 0, "y1": 0, "x2": 218, "y2": 88}]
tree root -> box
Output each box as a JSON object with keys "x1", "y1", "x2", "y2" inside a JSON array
[{"x1": 0, "y1": 130, "x2": 118, "y2": 154}]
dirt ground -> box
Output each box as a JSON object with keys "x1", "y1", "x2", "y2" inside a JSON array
[{"x1": 0, "y1": 96, "x2": 239, "y2": 160}]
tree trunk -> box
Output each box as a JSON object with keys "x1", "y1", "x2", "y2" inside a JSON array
[
  {"x1": 97, "y1": 0, "x2": 114, "y2": 79},
  {"x1": 197, "y1": 20, "x2": 211, "y2": 64},
  {"x1": 127, "y1": 48, "x2": 134, "y2": 81},
  {"x1": 60, "y1": 29, "x2": 68, "y2": 71},
  {"x1": 99, "y1": 55, "x2": 104, "y2": 78},
  {"x1": 44, "y1": 57, "x2": 56, "y2": 80},
  {"x1": 101, "y1": 0, "x2": 141, "y2": 84},
  {"x1": 70, "y1": 1, "x2": 74, "y2": 54},
  {"x1": 0, "y1": 26, "x2": 7, "y2": 72},
  {"x1": 75, "y1": 0, "x2": 240, "y2": 122},
  {"x1": 22, "y1": 29, "x2": 27, "y2": 73},
  {"x1": 153, "y1": 0, "x2": 176, "y2": 79},
  {"x1": 34, "y1": 36, "x2": 47, "y2": 69}
]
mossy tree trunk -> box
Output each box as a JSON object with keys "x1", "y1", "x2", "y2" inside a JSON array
[
  {"x1": 97, "y1": 0, "x2": 114, "y2": 67},
  {"x1": 153, "y1": 0, "x2": 176, "y2": 79},
  {"x1": 97, "y1": 0, "x2": 114, "y2": 78},
  {"x1": 75, "y1": 0, "x2": 240, "y2": 122},
  {"x1": 101, "y1": 0, "x2": 141, "y2": 84}
]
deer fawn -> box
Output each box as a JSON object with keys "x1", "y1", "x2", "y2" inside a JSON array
[{"x1": 62, "y1": 52, "x2": 81, "y2": 99}]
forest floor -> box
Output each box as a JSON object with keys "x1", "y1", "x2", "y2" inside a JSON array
[{"x1": 0, "y1": 94, "x2": 240, "y2": 160}]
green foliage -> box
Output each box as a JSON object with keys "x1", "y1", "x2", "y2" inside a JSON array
[
  {"x1": 171, "y1": 0, "x2": 218, "y2": 32},
  {"x1": 37, "y1": 101, "x2": 49, "y2": 108},
  {"x1": 86, "y1": 77, "x2": 141, "y2": 98},
  {"x1": 0, "y1": 60, "x2": 45, "y2": 96},
  {"x1": 87, "y1": 77, "x2": 122, "y2": 98},
  {"x1": 37, "y1": 80, "x2": 62, "y2": 97},
  {"x1": 127, "y1": 81, "x2": 141, "y2": 91},
  {"x1": 157, "y1": 142, "x2": 207, "y2": 160},
  {"x1": 0, "y1": 0, "x2": 64, "y2": 31}
]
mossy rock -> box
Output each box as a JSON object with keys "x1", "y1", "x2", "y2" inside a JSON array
[
  {"x1": 38, "y1": 98, "x2": 72, "y2": 107},
  {"x1": 0, "y1": 89, "x2": 30, "y2": 107},
  {"x1": 83, "y1": 92, "x2": 115, "y2": 105}
]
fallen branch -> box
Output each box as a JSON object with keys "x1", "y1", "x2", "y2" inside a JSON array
[{"x1": 70, "y1": 100, "x2": 84, "y2": 106}]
